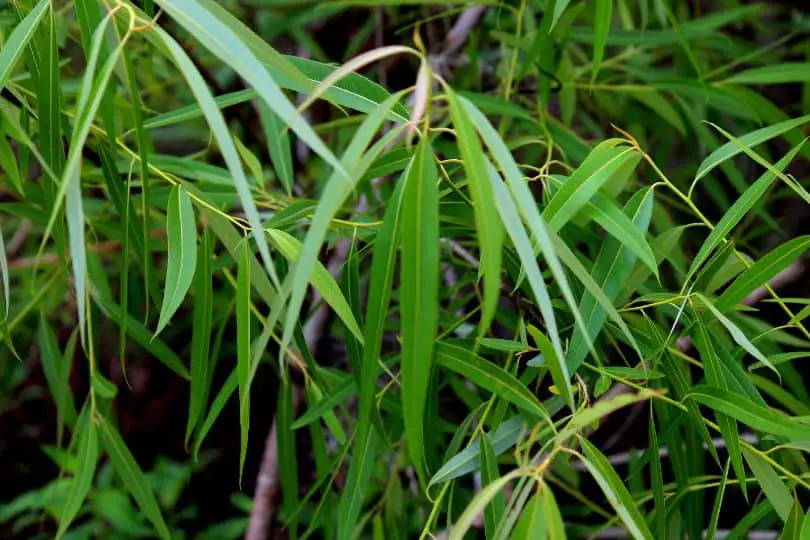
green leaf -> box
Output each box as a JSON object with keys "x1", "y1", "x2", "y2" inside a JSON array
[
  {"x1": 743, "y1": 448, "x2": 793, "y2": 522},
  {"x1": 156, "y1": 186, "x2": 197, "y2": 336},
  {"x1": 279, "y1": 92, "x2": 405, "y2": 368},
  {"x1": 510, "y1": 486, "x2": 547, "y2": 540},
  {"x1": 277, "y1": 379, "x2": 299, "y2": 537},
  {"x1": 462, "y1": 99, "x2": 601, "y2": 365},
  {"x1": 267, "y1": 228, "x2": 363, "y2": 343},
  {"x1": 689, "y1": 385, "x2": 810, "y2": 441},
  {"x1": 544, "y1": 144, "x2": 640, "y2": 232},
  {"x1": 648, "y1": 412, "x2": 666, "y2": 539},
  {"x1": 145, "y1": 18, "x2": 283, "y2": 294},
  {"x1": 591, "y1": 0, "x2": 613, "y2": 83},
  {"x1": 38, "y1": 315, "x2": 77, "y2": 444},
  {"x1": 480, "y1": 431, "x2": 506, "y2": 538},
  {"x1": 0, "y1": 0, "x2": 49, "y2": 92},
  {"x1": 699, "y1": 295, "x2": 778, "y2": 378},
  {"x1": 692, "y1": 313, "x2": 747, "y2": 498},
  {"x1": 97, "y1": 415, "x2": 170, "y2": 540},
  {"x1": 90, "y1": 290, "x2": 189, "y2": 379},
  {"x1": 716, "y1": 236, "x2": 810, "y2": 312},
  {"x1": 400, "y1": 138, "x2": 439, "y2": 481},
  {"x1": 431, "y1": 415, "x2": 529, "y2": 484},
  {"x1": 485, "y1": 160, "x2": 568, "y2": 384},
  {"x1": 724, "y1": 64, "x2": 810, "y2": 85},
  {"x1": 559, "y1": 390, "x2": 654, "y2": 441},
  {"x1": 91, "y1": 373, "x2": 117, "y2": 399},
  {"x1": 339, "y1": 171, "x2": 408, "y2": 538},
  {"x1": 258, "y1": 103, "x2": 294, "y2": 195},
  {"x1": 695, "y1": 114, "x2": 810, "y2": 181},
  {"x1": 193, "y1": 370, "x2": 237, "y2": 462},
  {"x1": 566, "y1": 187, "x2": 655, "y2": 373},
  {"x1": 448, "y1": 88, "x2": 503, "y2": 335},
  {"x1": 236, "y1": 239, "x2": 252, "y2": 486},
  {"x1": 154, "y1": 0, "x2": 345, "y2": 177},
  {"x1": 42, "y1": 13, "x2": 126, "y2": 342},
  {"x1": 186, "y1": 228, "x2": 214, "y2": 445},
  {"x1": 801, "y1": 510, "x2": 810, "y2": 539},
  {"x1": 580, "y1": 438, "x2": 654, "y2": 540},
  {"x1": 55, "y1": 411, "x2": 98, "y2": 539},
  {"x1": 686, "y1": 141, "x2": 805, "y2": 283},
  {"x1": 706, "y1": 459, "x2": 731, "y2": 540},
  {"x1": 549, "y1": 0, "x2": 573, "y2": 33},
  {"x1": 435, "y1": 342, "x2": 549, "y2": 419},
  {"x1": 451, "y1": 469, "x2": 529, "y2": 540},
  {"x1": 527, "y1": 325, "x2": 574, "y2": 412}
]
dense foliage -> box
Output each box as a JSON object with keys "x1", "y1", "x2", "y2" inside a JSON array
[{"x1": 2, "y1": 0, "x2": 810, "y2": 538}]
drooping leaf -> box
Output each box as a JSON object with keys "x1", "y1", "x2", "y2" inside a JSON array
[
  {"x1": 686, "y1": 141, "x2": 806, "y2": 283},
  {"x1": 55, "y1": 411, "x2": 98, "y2": 539},
  {"x1": 689, "y1": 386, "x2": 810, "y2": 442},
  {"x1": 580, "y1": 438, "x2": 654, "y2": 540},
  {"x1": 156, "y1": 185, "x2": 197, "y2": 336},
  {"x1": 97, "y1": 415, "x2": 170, "y2": 540},
  {"x1": 591, "y1": 0, "x2": 613, "y2": 84},
  {"x1": 236, "y1": 239, "x2": 252, "y2": 485},
  {"x1": 695, "y1": 114, "x2": 810, "y2": 181},
  {"x1": 447, "y1": 88, "x2": 503, "y2": 336},
  {"x1": 480, "y1": 430, "x2": 506, "y2": 538},
  {"x1": 399, "y1": 138, "x2": 439, "y2": 482},
  {"x1": 186, "y1": 228, "x2": 214, "y2": 445},
  {"x1": 435, "y1": 342, "x2": 549, "y2": 420},
  {"x1": 716, "y1": 236, "x2": 810, "y2": 312}
]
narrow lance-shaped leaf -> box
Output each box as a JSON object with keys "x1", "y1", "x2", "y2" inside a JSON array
[
  {"x1": 695, "y1": 114, "x2": 810, "y2": 181},
  {"x1": 716, "y1": 236, "x2": 810, "y2": 312},
  {"x1": 648, "y1": 411, "x2": 666, "y2": 539},
  {"x1": 743, "y1": 448, "x2": 794, "y2": 522},
  {"x1": 580, "y1": 438, "x2": 654, "y2": 540},
  {"x1": 55, "y1": 410, "x2": 98, "y2": 540},
  {"x1": 528, "y1": 325, "x2": 574, "y2": 412},
  {"x1": 237, "y1": 239, "x2": 252, "y2": 485},
  {"x1": 566, "y1": 187, "x2": 654, "y2": 374},
  {"x1": 266, "y1": 228, "x2": 363, "y2": 343},
  {"x1": 692, "y1": 313, "x2": 747, "y2": 499},
  {"x1": 38, "y1": 316, "x2": 77, "y2": 445},
  {"x1": 485, "y1": 158, "x2": 569, "y2": 374},
  {"x1": 699, "y1": 295, "x2": 779, "y2": 378},
  {"x1": 186, "y1": 227, "x2": 213, "y2": 445},
  {"x1": 543, "y1": 144, "x2": 640, "y2": 232},
  {"x1": 466, "y1": 101, "x2": 609, "y2": 364},
  {"x1": 0, "y1": 0, "x2": 49, "y2": 91},
  {"x1": 689, "y1": 386, "x2": 810, "y2": 442},
  {"x1": 144, "y1": 19, "x2": 283, "y2": 292},
  {"x1": 43, "y1": 16, "x2": 127, "y2": 344},
  {"x1": 434, "y1": 342, "x2": 549, "y2": 419},
  {"x1": 705, "y1": 459, "x2": 731, "y2": 540},
  {"x1": 98, "y1": 415, "x2": 171, "y2": 540},
  {"x1": 258, "y1": 103, "x2": 294, "y2": 195},
  {"x1": 724, "y1": 64, "x2": 810, "y2": 85},
  {"x1": 400, "y1": 138, "x2": 439, "y2": 483},
  {"x1": 153, "y1": 0, "x2": 347, "y2": 178},
  {"x1": 545, "y1": 175, "x2": 658, "y2": 275},
  {"x1": 686, "y1": 141, "x2": 806, "y2": 283},
  {"x1": 338, "y1": 171, "x2": 409, "y2": 538},
  {"x1": 278, "y1": 378, "x2": 299, "y2": 537},
  {"x1": 279, "y1": 92, "x2": 406, "y2": 368},
  {"x1": 480, "y1": 431, "x2": 506, "y2": 538},
  {"x1": 447, "y1": 87, "x2": 503, "y2": 336},
  {"x1": 591, "y1": 0, "x2": 613, "y2": 84},
  {"x1": 156, "y1": 185, "x2": 198, "y2": 336}
]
